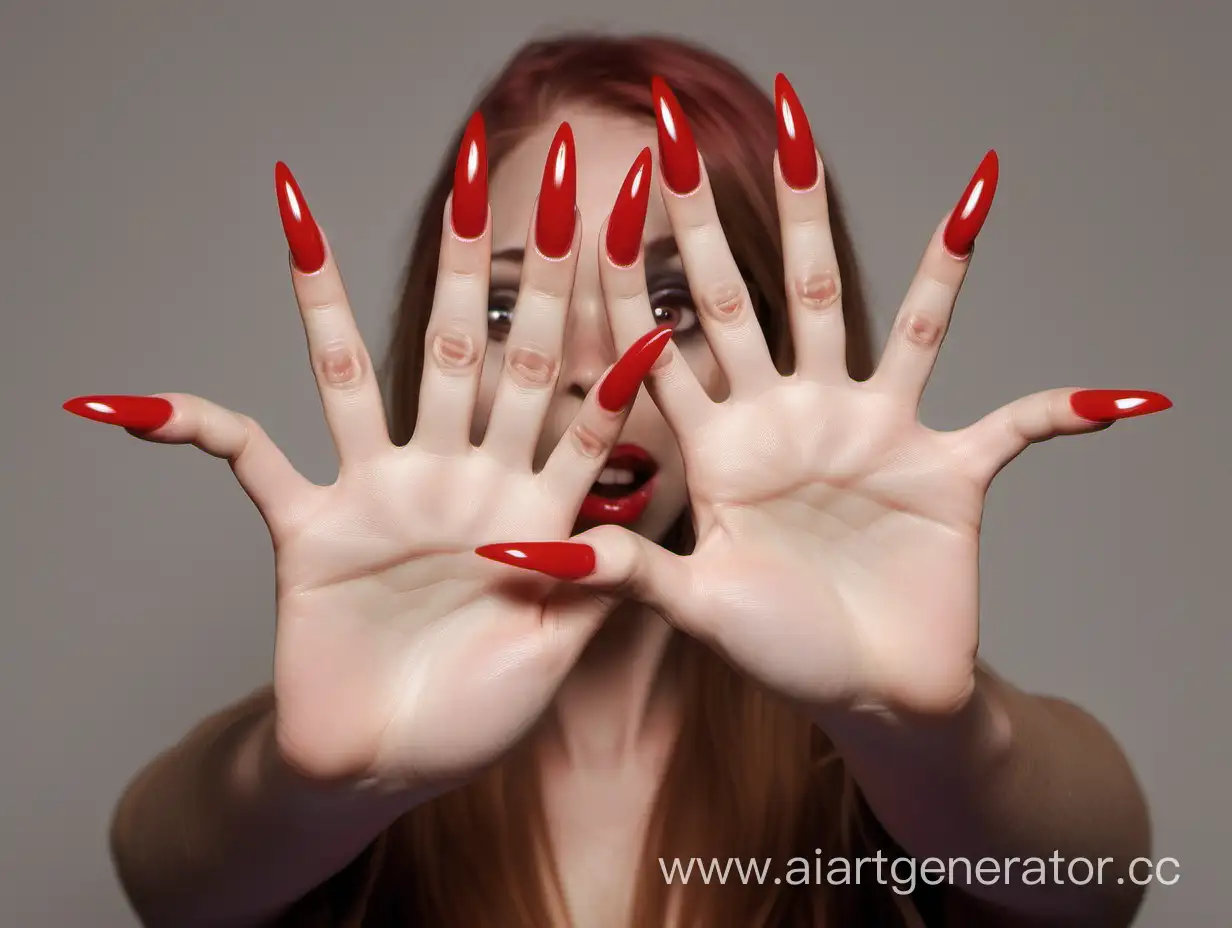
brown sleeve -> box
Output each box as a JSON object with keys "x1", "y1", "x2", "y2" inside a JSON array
[{"x1": 269, "y1": 831, "x2": 389, "y2": 928}]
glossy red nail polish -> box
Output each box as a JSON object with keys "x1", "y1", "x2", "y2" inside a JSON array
[
  {"x1": 62, "y1": 394, "x2": 173, "y2": 431},
  {"x1": 605, "y1": 148, "x2": 653, "y2": 267},
  {"x1": 1070, "y1": 390, "x2": 1172, "y2": 422},
  {"x1": 598, "y1": 324, "x2": 673, "y2": 412},
  {"x1": 274, "y1": 162, "x2": 326, "y2": 273},
  {"x1": 534, "y1": 123, "x2": 577, "y2": 259},
  {"x1": 451, "y1": 112, "x2": 488, "y2": 240},
  {"x1": 651, "y1": 77, "x2": 700, "y2": 195},
  {"x1": 775, "y1": 73, "x2": 818, "y2": 190},
  {"x1": 942, "y1": 150, "x2": 999, "y2": 258},
  {"x1": 475, "y1": 541, "x2": 596, "y2": 580}
]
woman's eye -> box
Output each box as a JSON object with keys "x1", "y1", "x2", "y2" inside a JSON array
[
  {"x1": 486, "y1": 293, "x2": 517, "y2": 339},
  {"x1": 650, "y1": 290, "x2": 698, "y2": 334}
]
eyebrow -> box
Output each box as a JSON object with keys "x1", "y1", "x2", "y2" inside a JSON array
[{"x1": 491, "y1": 235, "x2": 680, "y2": 266}]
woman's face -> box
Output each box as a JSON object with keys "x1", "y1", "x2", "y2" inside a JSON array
[{"x1": 469, "y1": 103, "x2": 723, "y2": 542}]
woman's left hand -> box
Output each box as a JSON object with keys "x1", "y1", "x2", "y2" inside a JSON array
[{"x1": 478, "y1": 77, "x2": 1171, "y2": 719}]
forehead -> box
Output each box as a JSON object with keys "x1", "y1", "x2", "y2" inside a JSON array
[{"x1": 488, "y1": 104, "x2": 668, "y2": 250}]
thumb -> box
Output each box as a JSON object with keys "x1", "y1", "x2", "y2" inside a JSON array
[{"x1": 474, "y1": 524, "x2": 687, "y2": 618}]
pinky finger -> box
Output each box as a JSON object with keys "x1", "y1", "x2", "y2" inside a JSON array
[
  {"x1": 62, "y1": 393, "x2": 313, "y2": 529},
  {"x1": 955, "y1": 388, "x2": 1173, "y2": 479}
]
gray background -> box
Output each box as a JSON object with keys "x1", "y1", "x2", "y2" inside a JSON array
[{"x1": 2, "y1": 0, "x2": 1227, "y2": 924}]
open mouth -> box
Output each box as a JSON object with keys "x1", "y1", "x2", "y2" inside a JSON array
[{"x1": 579, "y1": 444, "x2": 659, "y2": 524}]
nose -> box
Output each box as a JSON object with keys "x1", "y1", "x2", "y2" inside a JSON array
[{"x1": 559, "y1": 295, "x2": 617, "y2": 402}]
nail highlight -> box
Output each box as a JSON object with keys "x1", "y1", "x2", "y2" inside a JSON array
[
  {"x1": 775, "y1": 74, "x2": 819, "y2": 190},
  {"x1": 651, "y1": 77, "x2": 700, "y2": 195},
  {"x1": 1070, "y1": 390, "x2": 1172, "y2": 422},
  {"x1": 605, "y1": 148, "x2": 653, "y2": 267},
  {"x1": 942, "y1": 150, "x2": 999, "y2": 258},
  {"x1": 274, "y1": 162, "x2": 326, "y2": 274},
  {"x1": 475, "y1": 542, "x2": 596, "y2": 580},
  {"x1": 534, "y1": 123, "x2": 577, "y2": 259},
  {"x1": 63, "y1": 395, "x2": 173, "y2": 431},
  {"x1": 451, "y1": 112, "x2": 488, "y2": 240},
  {"x1": 597, "y1": 324, "x2": 673, "y2": 412}
]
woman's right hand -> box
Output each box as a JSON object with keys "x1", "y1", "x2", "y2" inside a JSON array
[{"x1": 65, "y1": 123, "x2": 668, "y2": 788}]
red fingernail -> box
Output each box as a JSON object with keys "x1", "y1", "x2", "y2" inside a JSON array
[
  {"x1": 942, "y1": 150, "x2": 999, "y2": 258},
  {"x1": 1070, "y1": 390, "x2": 1172, "y2": 422},
  {"x1": 274, "y1": 162, "x2": 326, "y2": 274},
  {"x1": 651, "y1": 77, "x2": 700, "y2": 195},
  {"x1": 451, "y1": 112, "x2": 488, "y2": 240},
  {"x1": 475, "y1": 542, "x2": 596, "y2": 580},
  {"x1": 63, "y1": 394, "x2": 173, "y2": 431},
  {"x1": 775, "y1": 74, "x2": 818, "y2": 191},
  {"x1": 534, "y1": 123, "x2": 577, "y2": 259},
  {"x1": 605, "y1": 148, "x2": 653, "y2": 267},
  {"x1": 597, "y1": 324, "x2": 673, "y2": 412}
]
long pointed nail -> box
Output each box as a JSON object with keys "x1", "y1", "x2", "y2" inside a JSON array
[
  {"x1": 597, "y1": 324, "x2": 673, "y2": 412},
  {"x1": 942, "y1": 150, "x2": 999, "y2": 258},
  {"x1": 774, "y1": 73, "x2": 819, "y2": 190},
  {"x1": 1070, "y1": 390, "x2": 1172, "y2": 422},
  {"x1": 605, "y1": 148, "x2": 653, "y2": 267},
  {"x1": 534, "y1": 123, "x2": 577, "y2": 259},
  {"x1": 63, "y1": 395, "x2": 173, "y2": 431},
  {"x1": 651, "y1": 77, "x2": 700, "y2": 195},
  {"x1": 451, "y1": 112, "x2": 488, "y2": 240},
  {"x1": 474, "y1": 542, "x2": 596, "y2": 580},
  {"x1": 274, "y1": 162, "x2": 326, "y2": 273}
]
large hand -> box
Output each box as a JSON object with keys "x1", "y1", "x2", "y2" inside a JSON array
[
  {"x1": 65, "y1": 141, "x2": 668, "y2": 785},
  {"x1": 478, "y1": 78, "x2": 1171, "y2": 719}
]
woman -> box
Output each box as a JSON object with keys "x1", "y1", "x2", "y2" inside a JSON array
[{"x1": 70, "y1": 34, "x2": 1165, "y2": 928}]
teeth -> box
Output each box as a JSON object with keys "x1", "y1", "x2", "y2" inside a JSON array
[{"x1": 597, "y1": 467, "x2": 636, "y2": 486}]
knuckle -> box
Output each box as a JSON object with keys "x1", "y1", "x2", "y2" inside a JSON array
[
  {"x1": 430, "y1": 329, "x2": 479, "y2": 373},
  {"x1": 569, "y1": 419, "x2": 609, "y2": 459},
  {"x1": 505, "y1": 346, "x2": 558, "y2": 388},
  {"x1": 700, "y1": 280, "x2": 749, "y2": 322},
  {"x1": 794, "y1": 269, "x2": 842, "y2": 310},
  {"x1": 315, "y1": 342, "x2": 366, "y2": 388},
  {"x1": 902, "y1": 313, "x2": 945, "y2": 348}
]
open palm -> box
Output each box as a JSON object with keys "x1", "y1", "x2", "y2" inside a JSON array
[{"x1": 481, "y1": 78, "x2": 1170, "y2": 719}]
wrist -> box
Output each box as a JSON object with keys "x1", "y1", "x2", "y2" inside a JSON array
[{"x1": 814, "y1": 673, "x2": 1015, "y2": 775}]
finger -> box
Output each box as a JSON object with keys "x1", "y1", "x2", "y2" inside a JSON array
[
  {"x1": 598, "y1": 148, "x2": 713, "y2": 437},
  {"x1": 275, "y1": 162, "x2": 392, "y2": 466},
  {"x1": 773, "y1": 74, "x2": 847, "y2": 383},
  {"x1": 536, "y1": 324, "x2": 673, "y2": 505},
  {"x1": 651, "y1": 78, "x2": 779, "y2": 397},
  {"x1": 870, "y1": 151, "x2": 999, "y2": 405},
  {"x1": 474, "y1": 524, "x2": 690, "y2": 623},
  {"x1": 412, "y1": 114, "x2": 491, "y2": 456},
  {"x1": 953, "y1": 387, "x2": 1173, "y2": 480},
  {"x1": 480, "y1": 122, "x2": 580, "y2": 469},
  {"x1": 62, "y1": 392, "x2": 312, "y2": 531}
]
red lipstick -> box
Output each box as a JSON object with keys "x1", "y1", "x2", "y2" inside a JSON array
[{"x1": 579, "y1": 443, "x2": 658, "y2": 525}]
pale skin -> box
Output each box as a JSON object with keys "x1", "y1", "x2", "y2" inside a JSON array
[{"x1": 107, "y1": 105, "x2": 1151, "y2": 927}]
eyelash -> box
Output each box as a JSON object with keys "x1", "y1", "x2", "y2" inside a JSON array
[{"x1": 486, "y1": 281, "x2": 699, "y2": 340}]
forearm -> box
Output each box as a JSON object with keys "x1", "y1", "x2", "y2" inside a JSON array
[
  {"x1": 815, "y1": 667, "x2": 1151, "y2": 925},
  {"x1": 110, "y1": 687, "x2": 435, "y2": 928}
]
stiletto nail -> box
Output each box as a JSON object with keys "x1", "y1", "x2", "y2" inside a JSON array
[
  {"x1": 651, "y1": 77, "x2": 700, "y2": 195},
  {"x1": 274, "y1": 162, "x2": 326, "y2": 273},
  {"x1": 475, "y1": 542, "x2": 596, "y2": 580},
  {"x1": 775, "y1": 74, "x2": 818, "y2": 190},
  {"x1": 534, "y1": 123, "x2": 577, "y2": 259},
  {"x1": 605, "y1": 148, "x2": 653, "y2": 267},
  {"x1": 451, "y1": 112, "x2": 488, "y2": 240},
  {"x1": 63, "y1": 395, "x2": 173, "y2": 431},
  {"x1": 942, "y1": 150, "x2": 999, "y2": 258},
  {"x1": 1070, "y1": 390, "x2": 1172, "y2": 422},
  {"x1": 598, "y1": 324, "x2": 673, "y2": 412}
]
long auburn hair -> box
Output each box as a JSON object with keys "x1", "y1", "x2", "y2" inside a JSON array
[{"x1": 283, "y1": 33, "x2": 929, "y2": 928}]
